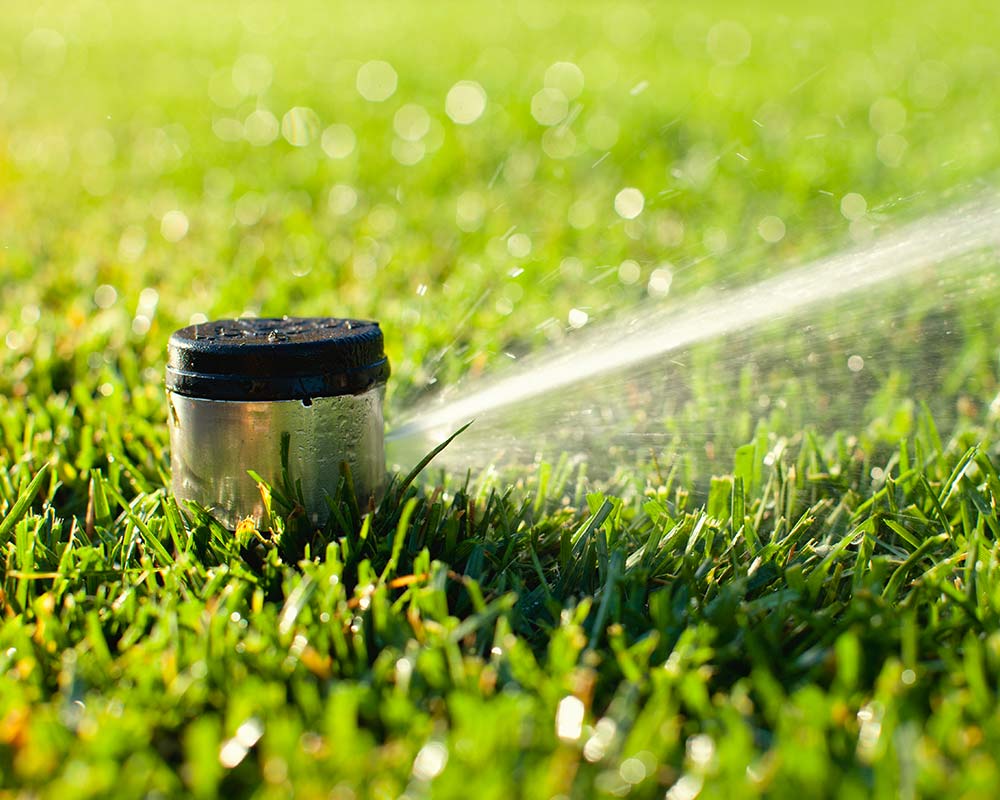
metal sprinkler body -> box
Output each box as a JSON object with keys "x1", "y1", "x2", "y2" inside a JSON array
[{"x1": 166, "y1": 317, "x2": 389, "y2": 529}]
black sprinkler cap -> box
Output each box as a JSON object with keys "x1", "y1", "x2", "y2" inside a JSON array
[{"x1": 166, "y1": 317, "x2": 390, "y2": 401}]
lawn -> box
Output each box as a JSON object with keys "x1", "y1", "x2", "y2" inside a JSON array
[{"x1": 3, "y1": 0, "x2": 1000, "y2": 797}]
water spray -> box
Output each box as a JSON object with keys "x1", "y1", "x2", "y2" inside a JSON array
[
  {"x1": 166, "y1": 317, "x2": 389, "y2": 528},
  {"x1": 390, "y1": 196, "x2": 1000, "y2": 471}
]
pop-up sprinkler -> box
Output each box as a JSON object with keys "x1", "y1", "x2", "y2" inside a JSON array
[{"x1": 166, "y1": 316, "x2": 389, "y2": 528}]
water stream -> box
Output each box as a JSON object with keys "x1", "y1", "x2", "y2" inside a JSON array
[{"x1": 389, "y1": 195, "x2": 1000, "y2": 476}]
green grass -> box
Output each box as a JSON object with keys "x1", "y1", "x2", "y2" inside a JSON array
[{"x1": 4, "y1": 0, "x2": 1000, "y2": 796}]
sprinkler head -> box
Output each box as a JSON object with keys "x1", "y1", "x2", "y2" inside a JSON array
[{"x1": 166, "y1": 317, "x2": 390, "y2": 529}]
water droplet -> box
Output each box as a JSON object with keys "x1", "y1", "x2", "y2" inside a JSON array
[
  {"x1": 446, "y1": 81, "x2": 487, "y2": 124},
  {"x1": 456, "y1": 191, "x2": 485, "y2": 232},
  {"x1": 503, "y1": 149, "x2": 538, "y2": 186},
  {"x1": 704, "y1": 227, "x2": 728, "y2": 254},
  {"x1": 161, "y1": 210, "x2": 189, "y2": 242},
  {"x1": 544, "y1": 61, "x2": 585, "y2": 100},
  {"x1": 321, "y1": 123, "x2": 356, "y2": 159},
  {"x1": 507, "y1": 232, "x2": 532, "y2": 258},
  {"x1": 583, "y1": 717, "x2": 617, "y2": 762},
  {"x1": 618, "y1": 260, "x2": 641, "y2": 285},
  {"x1": 687, "y1": 733, "x2": 715, "y2": 767},
  {"x1": 757, "y1": 215, "x2": 786, "y2": 243},
  {"x1": 94, "y1": 284, "x2": 118, "y2": 309},
  {"x1": 219, "y1": 717, "x2": 264, "y2": 769},
  {"x1": 542, "y1": 127, "x2": 576, "y2": 159},
  {"x1": 503, "y1": 283, "x2": 524, "y2": 305},
  {"x1": 877, "y1": 134, "x2": 907, "y2": 167},
  {"x1": 392, "y1": 138, "x2": 425, "y2": 166},
  {"x1": 132, "y1": 315, "x2": 151, "y2": 336},
  {"x1": 666, "y1": 774, "x2": 703, "y2": 800},
  {"x1": 281, "y1": 106, "x2": 321, "y2": 146},
  {"x1": 412, "y1": 742, "x2": 448, "y2": 781},
  {"x1": 619, "y1": 757, "x2": 646, "y2": 785},
  {"x1": 676, "y1": 145, "x2": 718, "y2": 189},
  {"x1": 5, "y1": 330, "x2": 24, "y2": 350},
  {"x1": 235, "y1": 192, "x2": 267, "y2": 226},
  {"x1": 850, "y1": 217, "x2": 875, "y2": 243},
  {"x1": 614, "y1": 187, "x2": 644, "y2": 219},
  {"x1": 394, "y1": 103, "x2": 430, "y2": 141},
  {"x1": 244, "y1": 109, "x2": 280, "y2": 146},
  {"x1": 555, "y1": 696, "x2": 585, "y2": 741},
  {"x1": 648, "y1": 266, "x2": 673, "y2": 298},
  {"x1": 356, "y1": 60, "x2": 397, "y2": 102},
  {"x1": 367, "y1": 205, "x2": 397, "y2": 234},
  {"x1": 117, "y1": 226, "x2": 146, "y2": 263},
  {"x1": 869, "y1": 97, "x2": 907, "y2": 135},
  {"x1": 840, "y1": 192, "x2": 867, "y2": 220},
  {"x1": 20, "y1": 305, "x2": 40, "y2": 325},
  {"x1": 568, "y1": 199, "x2": 596, "y2": 230},
  {"x1": 328, "y1": 184, "x2": 358, "y2": 216},
  {"x1": 530, "y1": 88, "x2": 568, "y2": 126},
  {"x1": 560, "y1": 256, "x2": 583, "y2": 279}
]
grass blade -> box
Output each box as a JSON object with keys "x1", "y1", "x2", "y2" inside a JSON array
[{"x1": 0, "y1": 463, "x2": 50, "y2": 542}]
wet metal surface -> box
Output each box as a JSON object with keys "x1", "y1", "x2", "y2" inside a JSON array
[{"x1": 168, "y1": 387, "x2": 385, "y2": 529}]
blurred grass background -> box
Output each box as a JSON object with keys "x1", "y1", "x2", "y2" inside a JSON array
[{"x1": 2, "y1": 0, "x2": 999, "y2": 414}]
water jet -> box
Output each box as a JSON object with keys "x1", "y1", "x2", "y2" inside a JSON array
[{"x1": 390, "y1": 196, "x2": 1000, "y2": 477}]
